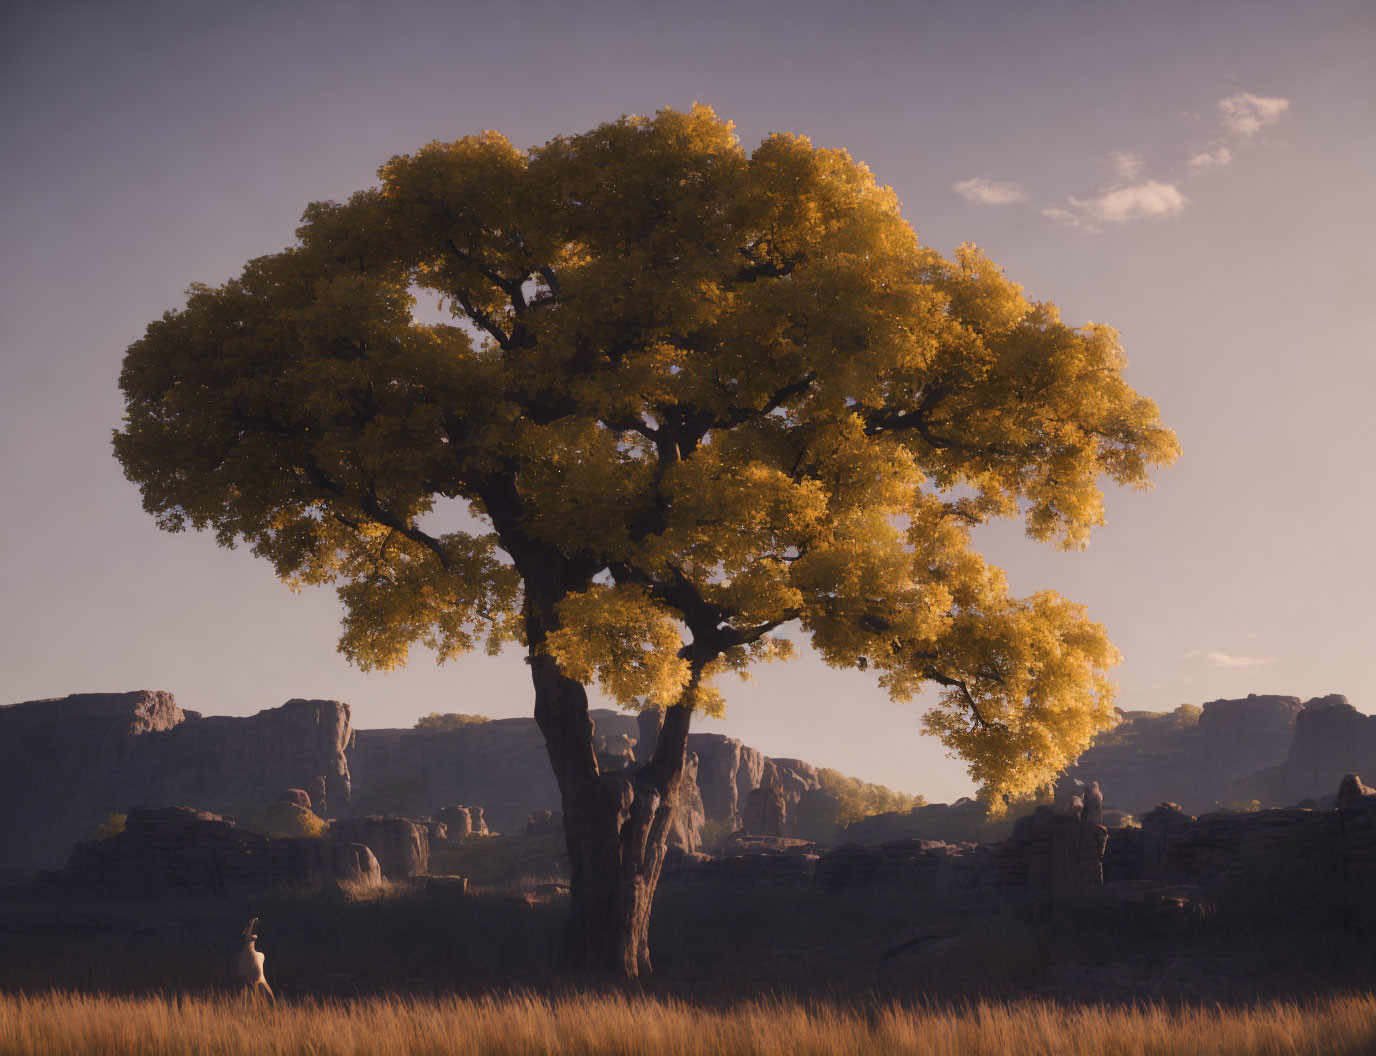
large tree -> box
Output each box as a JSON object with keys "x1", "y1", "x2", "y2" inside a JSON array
[{"x1": 115, "y1": 106, "x2": 1177, "y2": 978}]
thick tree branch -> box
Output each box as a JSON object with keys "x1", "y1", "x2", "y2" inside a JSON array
[
  {"x1": 922, "y1": 667, "x2": 1002, "y2": 731},
  {"x1": 298, "y1": 462, "x2": 452, "y2": 571}
]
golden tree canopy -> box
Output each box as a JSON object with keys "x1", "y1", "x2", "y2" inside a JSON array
[{"x1": 115, "y1": 106, "x2": 1178, "y2": 806}]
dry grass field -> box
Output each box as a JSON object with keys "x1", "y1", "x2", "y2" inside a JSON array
[
  {"x1": 3, "y1": 990, "x2": 1376, "y2": 1056},
  {"x1": 4, "y1": 867, "x2": 1376, "y2": 1054}
]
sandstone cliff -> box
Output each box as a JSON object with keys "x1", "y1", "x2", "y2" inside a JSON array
[
  {"x1": 0, "y1": 692, "x2": 351, "y2": 872},
  {"x1": 347, "y1": 709, "x2": 640, "y2": 836}
]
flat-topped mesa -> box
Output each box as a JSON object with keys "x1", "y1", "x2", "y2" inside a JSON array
[{"x1": 0, "y1": 692, "x2": 351, "y2": 873}]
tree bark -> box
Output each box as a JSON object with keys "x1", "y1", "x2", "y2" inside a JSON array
[
  {"x1": 519, "y1": 555, "x2": 694, "y2": 980},
  {"x1": 530, "y1": 650, "x2": 694, "y2": 978}
]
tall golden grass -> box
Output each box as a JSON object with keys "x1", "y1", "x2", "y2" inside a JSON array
[{"x1": 2, "y1": 991, "x2": 1374, "y2": 1056}]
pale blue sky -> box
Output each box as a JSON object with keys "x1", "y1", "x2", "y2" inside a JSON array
[{"x1": 2, "y1": 0, "x2": 1373, "y2": 801}]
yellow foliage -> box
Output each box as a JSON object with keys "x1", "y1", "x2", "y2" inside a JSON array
[
  {"x1": 115, "y1": 105, "x2": 1178, "y2": 807},
  {"x1": 545, "y1": 586, "x2": 691, "y2": 710}
]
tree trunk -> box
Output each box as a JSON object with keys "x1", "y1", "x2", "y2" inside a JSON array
[{"x1": 529, "y1": 648, "x2": 693, "y2": 979}]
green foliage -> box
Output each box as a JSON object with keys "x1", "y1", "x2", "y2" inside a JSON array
[
  {"x1": 414, "y1": 712, "x2": 492, "y2": 731},
  {"x1": 1227, "y1": 799, "x2": 1262, "y2": 814},
  {"x1": 233, "y1": 802, "x2": 329, "y2": 840},
  {"x1": 792, "y1": 769, "x2": 927, "y2": 840},
  {"x1": 1173, "y1": 703, "x2": 1203, "y2": 728},
  {"x1": 114, "y1": 105, "x2": 1177, "y2": 809},
  {"x1": 85, "y1": 812, "x2": 127, "y2": 841},
  {"x1": 820, "y1": 768, "x2": 926, "y2": 824}
]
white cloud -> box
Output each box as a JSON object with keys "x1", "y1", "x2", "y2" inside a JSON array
[
  {"x1": 1200, "y1": 652, "x2": 1276, "y2": 669},
  {"x1": 1045, "y1": 179, "x2": 1187, "y2": 231},
  {"x1": 1187, "y1": 144, "x2": 1233, "y2": 172},
  {"x1": 1218, "y1": 93, "x2": 1290, "y2": 137},
  {"x1": 1109, "y1": 151, "x2": 1144, "y2": 181},
  {"x1": 952, "y1": 177, "x2": 1027, "y2": 205}
]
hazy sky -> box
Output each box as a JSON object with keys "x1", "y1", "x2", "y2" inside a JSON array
[{"x1": 3, "y1": 0, "x2": 1373, "y2": 802}]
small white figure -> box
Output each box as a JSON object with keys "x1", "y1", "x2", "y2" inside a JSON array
[{"x1": 237, "y1": 917, "x2": 274, "y2": 1002}]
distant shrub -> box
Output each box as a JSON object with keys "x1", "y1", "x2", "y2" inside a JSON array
[
  {"x1": 1227, "y1": 799, "x2": 1262, "y2": 813},
  {"x1": 415, "y1": 712, "x2": 492, "y2": 732},
  {"x1": 85, "y1": 813, "x2": 126, "y2": 841},
  {"x1": 233, "y1": 802, "x2": 328, "y2": 839},
  {"x1": 1173, "y1": 703, "x2": 1203, "y2": 728}
]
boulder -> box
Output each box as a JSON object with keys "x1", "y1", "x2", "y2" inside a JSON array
[
  {"x1": 1081, "y1": 781, "x2": 1104, "y2": 825},
  {"x1": 436, "y1": 805, "x2": 488, "y2": 838},
  {"x1": 1337, "y1": 772, "x2": 1376, "y2": 882},
  {"x1": 595, "y1": 733, "x2": 637, "y2": 771},
  {"x1": 332, "y1": 842, "x2": 382, "y2": 886},
  {"x1": 276, "y1": 789, "x2": 312, "y2": 810},
  {"x1": 331, "y1": 816, "x2": 429, "y2": 878}
]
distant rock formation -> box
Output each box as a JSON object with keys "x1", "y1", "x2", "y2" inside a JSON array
[
  {"x1": 0, "y1": 692, "x2": 351, "y2": 872},
  {"x1": 687, "y1": 733, "x2": 767, "y2": 828},
  {"x1": 1237, "y1": 696, "x2": 1376, "y2": 806},
  {"x1": 1056, "y1": 695, "x2": 1303, "y2": 815},
  {"x1": 347, "y1": 709, "x2": 640, "y2": 835}
]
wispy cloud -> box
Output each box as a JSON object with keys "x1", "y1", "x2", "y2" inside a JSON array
[
  {"x1": 1108, "y1": 151, "x2": 1144, "y2": 181},
  {"x1": 1044, "y1": 179, "x2": 1187, "y2": 232},
  {"x1": 1218, "y1": 92, "x2": 1290, "y2": 138},
  {"x1": 1187, "y1": 144, "x2": 1233, "y2": 172},
  {"x1": 951, "y1": 177, "x2": 1027, "y2": 205},
  {"x1": 964, "y1": 88, "x2": 1288, "y2": 233},
  {"x1": 1187, "y1": 651, "x2": 1277, "y2": 669}
]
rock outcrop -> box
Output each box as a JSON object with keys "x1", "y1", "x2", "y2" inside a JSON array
[
  {"x1": 331, "y1": 816, "x2": 429, "y2": 879},
  {"x1": 742, "y1": 762, "x2": 789, "y2": 836},
  {"x1": 332, "y1": 842, "x2": 383, "y2": 886},
  {"x1": 37, "y1": 806, "x2": 336, "y2": 896},
  {"x1": 994, "y1": 808, "x2": 1108, "y2": 897},
  {"x1": 687, "y1": 733, "x2": 767, "y2": 829},
  {"x1": 0, "y1": 692, "x2": 351, "y2": 873},
  {"x1": 435, "y1": 805, "x2": 488, "y2": 838}
]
